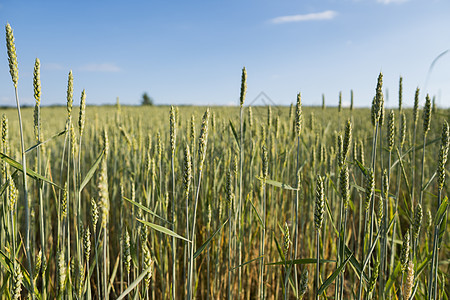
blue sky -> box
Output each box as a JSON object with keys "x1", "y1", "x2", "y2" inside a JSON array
[{"x1": 1, "y1": 0, "x2": 449, "y2": 107}]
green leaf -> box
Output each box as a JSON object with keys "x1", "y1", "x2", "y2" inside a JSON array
[
  {"x1": 384, "y1": 262, "x2": 401, "y2": 294},
  {"x1": 116, "y1": 266, "x2": 152, "y2": 300},
  {"x1": 354, "y1": 159, "x2": 368, "y2": 176},
  {"x1": 256, "y1": 176, "x2": 298, "y2": 190},
  {"x1": 229, "y1": 120, "x2": 240, "y2": 149},
  {"x1": 232, "y1": 255, "x2": 263, "y2": 271},
  {"x1": 0, "y1": 152, "x2": 62, "y2": 189},
  {"x1": 266, "y1": 258, "x2": 335, "y2": 266},
  {"x1": 25, "y1": 129, "x2": 66, "y2": 153},
  {"x1": 124, "y1": 196, "x2": 168, "y2": 224},
  {"x1": 0, "y1": 250, "x2": 13, "y2": 273},
  {"x1": 248, "y1": 195, "x2": 264, "y2": 229},
  {"x1": 137, "y1": 218, "x2": 191, "y2": 243},
  {"x1": 79, "y1": 149, "x2": 104, "y2": 193},
  {"x1": 435, "y1": 196, "x2": 448, "y2": 226},
  {"x1": 318, "y1": 254, "x2": 352, "y2": 295},
  {"x1": 194, "y1": 218, "x2": 228, "y2": 260},
  {"x1": 438, "y1": 208, "x2": 447, "y2": 248}
]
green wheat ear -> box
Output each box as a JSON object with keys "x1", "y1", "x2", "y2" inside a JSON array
[
  {"x1": 413, "y1": 88, "x2": 419, "y2": 125},
  {"x1": 33, "y1": 58, "x2": 41, "y2": 141},
  {"x1": 5, "y1": 23, "x2": 19, "y2": 88},
  {"x1": 423, "y1": 94, "x2": 432, "y2": 136},
  {"x1": 387, "y1": 110, "x2": 395, "y2": 152},
  {"x1": 398, "y1": 76, "x2": 403, "y2": 111},
  {"x1": 298, "y1": 268, "x2": 308, "y2": 299},
  {"x1": 66, "y1": 71, "x2": 73, "y2": 119},
  {"x1": 240, "y1": 67, "x2": 247, "y2": 107},
  {"x1": 283, "y1": 222, "x2": 290, "y2": 259},
  {"x1": 437, "y1": 121, "x2": 449, "y2": 192},
  {"x1": 412, "y1": 203, "x2": 422, "y2": 240},
  {"x1": 314, "y1": 175, "x2": 324, "y2": 231},
  {"x1": 295, "y1": 93, "x2": 302, "y2": 136},
  {"x1": 78, "y1": 90, "x2": 86, "y2": 136},
  {"x1": 400, "y1": 231, "x2": 410, "y2": 273}
]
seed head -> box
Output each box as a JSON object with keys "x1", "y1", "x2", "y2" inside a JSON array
[
  {"x1": 315, "y1": 175, "x2": 325, "y2": 231},
  {"x1": 239, "y1": 67, "x2": 247, "y2": 107},
  {"x1": 338, "y1": 91, "x2": 342, "y2": 113},
  {"x1": 322, "y1": 94, "x2": 326, "y2": 110},
  {"x1": 400, "y1": 112, "x2": 406, "y2": 148},
  {"x1": 387, "y1": 110, "x2": 395, "y2": 152},
  {"x1": 343, "y1": 119, "x2": 352, "y2": 163},
  {"x1": 78, "y1": 90, "x2": 86, "y2": 136},
  {"x1": 33, "y1": 58, "x2": 41, "y2": 141},
  {"x1": 248, "y1": 106, "x2": 253, "y2": 128},
  {"x1": 413, "y1": 88, "x2": 419, "y2": 125},
  {"x1": 340, "y1": 165, "x2": 349, "y2": 209},
  {"x1": 66, "y1": 71, "x2": 73, "y2": 119},
  {"x1": 402, "y1": 260, "x2": 414, "y2": 300},
  {"x1": 183, "y1": 144, "x2": 192, "y2": 199},
  {"x1": 62, "y1": 182, "x2": 68, "y2": 218},
  {"x1": 12, "y1": 263, "x2": 23, "y2": 300},
  {"x1": 358, "y1": 140, "x2": 365, "y2": 166},
  {"x1": 261, "y1": 145, "x2": 268, "y2": 179},
  {"x1": 412, "y1": 203, "x2": 422, "y2": 240},
  {"x1": 350, "y1": 89, "x2": 354, "y2": 111},
  {"x1": 91, "y1": 198, "x2": 98, "y2": 232},
  {"x1": 437, "y1": 121, "x2": 449, "y2": 192},
  {"x1": 298, "y1": 268, "x2": 309, "y2": 299},
  {"x1": 124, "y1": 228, "x2": 131, "y2": 273},
  {"x1": 368, "y1": 259, "x2": 379, "y2": 295},
  {"x1": 398, "y1": 76, "x2": 403, "y2": 112},
  {"x1": 283, "y1": 222, "x2": 290, "y2": 259},
  {"x1": 8, "y1": 175, "x2": 17, "y2": 212},
  {"x1": 423, "y1": 94, "x2": 432, "y2": 136},
  {"x1": 198, "y1": 108, "x2": 210, "y2": 171},
  {"x1": 170, "y1": 106, "x2": 176, "y2": 154},
  {"x1": 365, "y1": 169, "x2": 374, "y2": 212},
  {"x1": 5, "y1": 23, "x2": 18, "y2": 88},
  {"x1": 84, "y1": 226, "x2": 91, "y2": 264},
  {"x1": 337, "y1": 134, "x2": 344, "y2": 168},
  {"x1": 226, "y1": 170, "x2": 234, "y2": 209},
  {"x1": 295, "y1": 93, "x2": 302, "y2": 136},
  {"x1": 400, "y1": 231, "x2": 410, "y2": 273},
  {"x1": 143, "y1": 244, "x2": 153, "y2": 287},
  {"x1": 373, "y1": 72, "x2": 384, "y2": 125},
  {"x1": 58, "y1": 251, "x2": 66, "y2": 293}
]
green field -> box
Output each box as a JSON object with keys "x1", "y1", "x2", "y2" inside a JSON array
[{"x1": 1, "y1": 23, "x2": 450, "y2": 300}]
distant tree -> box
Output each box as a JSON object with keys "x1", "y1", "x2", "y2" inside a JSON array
[{"x1": 141, "y1": 92, "x2": 154, "y2": 106}]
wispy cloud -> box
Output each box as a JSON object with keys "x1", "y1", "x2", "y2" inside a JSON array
[
  {"x1": 377, "y1": 0, "x2": 409, "y2": 4},
  {"x1": 79, "y1": 63, "x2": 121, "y2": 72},
  {"x1": 270, "y1": 10, "x2": 338, "y2": 24}
]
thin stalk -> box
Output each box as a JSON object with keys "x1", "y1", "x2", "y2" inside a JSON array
[
  {"x1": 171, "y1": 151, "x2": 176, "y2": 299},
  {"x1": 259, "y1": 181, "x2": 266, "y2": 300},
  {"x1": 14, "y1": 87, "x2": 35, "y2": 299}
]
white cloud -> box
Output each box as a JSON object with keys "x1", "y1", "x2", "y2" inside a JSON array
[
  {"x1": 270, "y1": 10, "x2": 338, "y2": 24},
  {"x1": 377, "y1": 0, "x2": 409, "y2": 4},
  {"x1": 79, "y1": 63, "x2": 121, "y2": 72}
]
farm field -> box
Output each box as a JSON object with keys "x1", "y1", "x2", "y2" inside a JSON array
[{"x1": 1, "y1": 24, "x2": 450, "y2": 300}]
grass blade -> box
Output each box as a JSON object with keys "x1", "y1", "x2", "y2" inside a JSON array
[
  {"x1": 124, "y1": 196, "x2": 168, "y2": 224},
  {"x1": 194, "y1": 218, "x2": 228, "y2": 259},
  {"x1": 79, "y1": 149, "x2": 104, "y2": 193},
  {"x1": 116, "y1": 266, "x2": 152, "y2": 300},
  {"x1": 318, "y1": 254, "x2": 352, "y2": 295},
  {"x1": 25, "y1": 129, "x2": 66, "y2": 153},
  {"x1": 266, "y1": 258, "x2": 335, "y2": 266},
  {"x1": 0, "y1": 152, "x2": 61, "y2": 189},
  {"x1": 137, "y1": 218, "x2": 191, "y2": 243}
]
